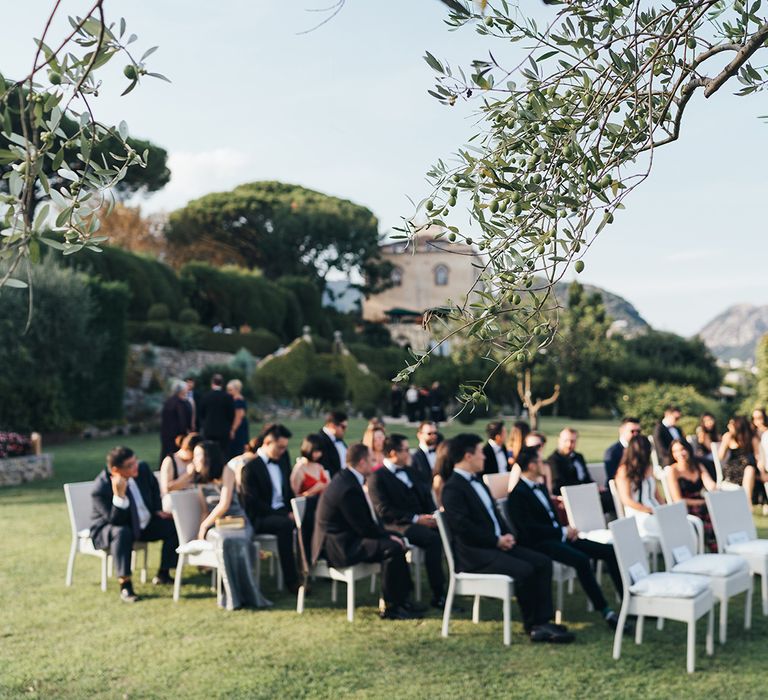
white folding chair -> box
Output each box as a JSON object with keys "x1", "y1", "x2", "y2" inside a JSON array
[
  {"x1": 706, "y1": 489, "x2": 768, "y2": 616},
  {"x1": 656, "y1": 501, "x2": 752, "y2": 643},
  {"x1": 435, "y1": 510, "x2": 514, "y2": 645},
  {"x1": 608, "y1": 479, "x2": 661, "y2": 572},
  {"x1": 483, "y1": 473, "x2": 511, "y2": 500},
  {"x1": 291, "y1": 497, "x2": 380, "y2": 622},
  {"x1": 168, "y1": 490, "x2": 224, "y2": 602},
  {"x1": 586, "y1": 462, "x2": 607, "y2": 487},
  {"x1": 710, "y1": 442, "x2": 724, "y2": 486},
  {"x1": 609, "y1": 516, "x2": 714, "y2": 674},
  {"x1": 648, "y1": 435, "x2": 663, "y2": 470},
  {"x1": 64, "y1": 481, "x2": 147, "y2": 591}
]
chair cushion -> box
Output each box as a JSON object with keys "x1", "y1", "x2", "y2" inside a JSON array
[
  {"x1": 672, "y1": 554, "x2": 748, "y2": 578},
  {"x1": 629, "y1": 572, "x2": 711, "y2": 598},
  {"x1": 577, "y1": 528, "x2": 612, "y2": 544},
  {"x1": 726, "y1": 539, "x2": 768, "y2": 556},
  {"x1": 177, "y1": 539, "x2": 214, "y2": 555}
]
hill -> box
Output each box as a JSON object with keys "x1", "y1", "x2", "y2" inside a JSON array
[{"x1": 697, "y1": 304, "x2": 768, "y2": 363}]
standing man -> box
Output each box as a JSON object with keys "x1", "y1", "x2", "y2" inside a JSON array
[
  {"x1": 239, "y1": 423, "x2": 299, "y2": 593},
  {"x1": 603, "y1": 417, "x2": 641, "y2": 485},
  {"x1": 198, "y1": 373, "x2": 234, "y2": 454},
  {"x1": 441, "y1": 434, "x2": 574, "y2": 643},
  {"x1": 159, "y1": 380, "x2": 192, "y2": 464},
  {"x1": 90, "y1": 446, "x2": 178, "y2": 602},
  {"x1": 368, "y1": 434, "x2": 446, "y2": 608},
  {"x1": 312, "y1": 443, "x2": 418, "y2": 620},
  {"x1": 653, "y1": 405, "x2": 687, "y2": 466},
  {"x1": 410, "y1": 421, "x2": 439, "y2": 483},
  {"x1": 317, "y1": 411, "x2": 348, "y2": 478},
  {"x1": 507, "y1": 448, "x2": 626, "y2": 631},
  {"x1": 405, "y1": 385, "x2": 420, "y2": 423},
  {"x1": 483, "y1": 420, "x2": 509, "y2": 475}
]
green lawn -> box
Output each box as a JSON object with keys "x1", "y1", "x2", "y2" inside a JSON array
[{"x1": 2, "y1": 419, "x2": 767, "y2": 699}]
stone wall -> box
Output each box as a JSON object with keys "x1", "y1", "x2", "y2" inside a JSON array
[
  {"x1": 0, "y1": 453, "x2": 53, "y2": 487},
  {"x1": 128, "y1": 344, "x2": 234, "y2": 384}
]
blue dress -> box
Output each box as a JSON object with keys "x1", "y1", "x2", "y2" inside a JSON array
[{"x1": 229, "y1": 397, "x2": 249, "y2": 458}]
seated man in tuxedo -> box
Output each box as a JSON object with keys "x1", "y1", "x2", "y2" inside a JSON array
[
  {"x1": 312, "y1": 443, "x2": 419, "y2": 620},
  {"x1": 368, "y1": 433, "x2": 445, "y2": 608},
  {"x1": 604, "y1": 417, "x2": 641, "y2": 485},
  {"x1": 441, "y1": 433, "x2": 574, "y2": 643},
  {"x1": 239, "y1": 423, "x2": 299, "y2": 593},
  {"x1": 507, "y1": 448, "x2": 627, "y2": 632},
  {"x1": 317, "y1": 410, "x2": 348, "y2": 478},
  {"x1": 653, "y1": 405, "x2": 688, "y2": 467},
  {"x1": 90, "y1": 446, "x2": 178, "y2": 602},
  {"x1": 410, "y1": 421, "x2": 439, "y2": 483},
  {"x1": 483, "y1": 420, "x2": 510, "y2": 475},
  {"x1": 548, "y1": 427, "x2": 613, "y2": 513}
]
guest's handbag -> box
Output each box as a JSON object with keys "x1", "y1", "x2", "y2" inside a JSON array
[{"x1": 215, "y1": 516, "x2": 246, "y2": 530}]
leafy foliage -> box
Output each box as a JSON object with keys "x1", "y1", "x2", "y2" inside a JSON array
[{"x1": 618, "y1": 381, "x2": 722, "y2": 433}]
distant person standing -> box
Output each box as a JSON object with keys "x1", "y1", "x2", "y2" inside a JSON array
[
  {"x1": 159, "y1": 380, "x2": 192, "y2": 464},
  {"x1": 316, "y1": 411, "x2": 349, "y2": 478},
  {"x1": 226, "y1": 379, "x2": 249, "y2": 459},
  {"x1": 405, "y1": 385, "x2": 420, "y2": 423},
  {"x1": 428, "y1": 381, "x2": 446, "y2": 423},
  {"x1": 184, "y1": 375, "x2": 198, "y2": 431},
  {"x1": 652, "y1": 405, "x2": 688, "y2": 466},
  {"x1": 389, "y1": 383, "x2": 403, "y2": 419},
  {"x1": 199, "y1": 374, "x2": 235, "y2": 454}
]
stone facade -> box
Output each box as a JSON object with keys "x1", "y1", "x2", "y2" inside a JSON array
[
  {"x1": 0, "y1": 453, "x2": 53, "y2": 487},
  {"x1": 128, "y1": 344, "x2": 235, "y2": 384}
]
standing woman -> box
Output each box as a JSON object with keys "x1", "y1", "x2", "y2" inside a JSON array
[
  {"x1": 719, "y1": 415, "x2": 762, "y2": 499},
  {"x1": 160, "y1": 432, "x2": 202, "y2": 510},
  {"x1": 615, "y1": 435, "x2": 664, "y2": 537},
  {"x1": 195, "y1": 441, "x2": 271, "y2": 610},
  {"x1": 227, "y1": 379, "x2": 249, "y2": 459}
]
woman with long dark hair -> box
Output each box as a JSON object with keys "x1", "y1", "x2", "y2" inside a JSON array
[
  {"x1": 615, "y1": 435, "x2": 664, "y2": 537},
  {"x1": 432, "y1": 439, "x2": 455, "y2": 508},
  {"x1": 718, "y1": 415, "x2": 762, "y2": 499}
]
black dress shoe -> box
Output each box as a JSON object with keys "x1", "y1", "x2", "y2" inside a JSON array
[
  {"x1": 402, "y1": 600, "x2": 427, "y2": 614},
  {"x1": 529, "y1": 624, "x2": 574, "y2": 643},
  {"x1": 605, "y1": 611, "x2": 635, "y2": 635},
  {"x1": 120, "y1": 586, "x2": 140, "y2": 603},
  {"x1": 546, "y1": 622, "x2": 569, "y2": 633},
  {"x1": 380, "y1": 605, "x2": 423, "y2": 620},
  {"x1": 430, "y1": 595, "x2": 465, "y2": 613},
  {"x1": 152, "y1": 572, "x2": 173, "y2": 585}
]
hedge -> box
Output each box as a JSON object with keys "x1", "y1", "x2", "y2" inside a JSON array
[{"x1": 127, "y1": 321, "x2": 281, "y2": 357}]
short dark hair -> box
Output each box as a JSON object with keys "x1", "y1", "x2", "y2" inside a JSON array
[
  {"x1": 107, "y1": 446, "x2": 135, "y2": 469},
  {"x1": 449, "y1": 433, "x2": 483, "y2": 465},
  {"x1": 300, "y1": 433, "x2": 324, "y2": 461},
  {"x1": 211, "y1": 373, "x2": 224, "y2": 387},
  {"x1": 325, "y1": 410, "x2": 348, "y2": 426},
  {"x1": 347, "y1": 442, "x2": 369, "y2": 467},
  {"x1": 195, "y1": 441, "x2": 224, "y2": 483},
  {"x1": 417, "y1": 420, "x2": 437, "y2": 433},
  {"x1": 664, "y1": 405, "x2": 681, "y2": 414},
  {"x1": 383, "y1": 433, "x2": 408, "y2": 456},
  {"x1": 516, "y1": 447, "x2": 541, "y2": 472},
  {"x1": 486, "y1": 420, "x2": 505, "y2": 440},
  {"x1": 620, "y1": 416, "x2": 640, "y2": 425},
  {"x1": 260, "y1": 423, "x2": 293, "y2": 442}
]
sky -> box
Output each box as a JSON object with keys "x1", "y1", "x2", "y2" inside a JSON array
[{"x1": 2, "y1": 1, "x2": 767, "y2": 335}]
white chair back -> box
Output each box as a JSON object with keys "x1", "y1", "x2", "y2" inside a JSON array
[
  {"x1": 483, "y1": 473, "x2": 511, "y2": 500},
  {"x1": 609, "y1": 516, "x2": 648, "y2": 592},
  {"x1": 608, "y1": 479, "x2": 625, "y2": 517},
  {"x1": 710, "y1": 442, "x2": 724, "y2": 485},
  {"x1": 168, "y1": 490, "x2": 203, "y2": 546},
  {"x1": 561, "y1": 483, "x2": 606, "y2": 531},
  {"x1": 660, "y1": 466, "x2": 675, "y2": 504},
  {"x1": 655, "y1": 502, "x2": 698, "y2": 570},
  {"x1": 64, "y1": 482, "x2": 94, "y2": 536},
  {"x1": 648, "y1": 435, "x2": 662, "y2": 469},
  {"x1": 508, "y1": 464, "x2": 522, "y2": 492},
  {"x1": 705, "y1": 490, "x2": 757, "y2": 551},
  {"x1": 434, "y1": 510, "x2": 456, "y2": 576},
  {"x1": 291, "y1": 496, "x2": 308, "y2": 530},
  {"x1": 586, "y1": 462, "x2": 607, "y2": 486}
]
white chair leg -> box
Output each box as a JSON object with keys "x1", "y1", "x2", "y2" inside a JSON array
[
  {"x1": 555, "y1": 577, "x2": 564, "y2": 624},
  {"x1": 140, "y1": 546, "x2": 148, "y2": 584},
  {"x1": 612, "y1": 600, "x2": 629, "y2": 660},
  {"x1": 567, "y1": 575, "x2": 574, "y2": 595},
  {"x1": 297, "y1": 585, "x2": 305, "y2": 614},
  {"x1": 276, "y1": 553, "x2": 284, "y2": 591},
  {"x1": 745, "y1": 580, "x2": 753, "y2": 630},
  {"x1": 346, "y1": 577, "x2": 355, "y2": 622},
  {"x1": 370, "y1": 573, "x2": 377, "y2": 594},
  {"x1": 269, "y1": 552, "x2": 275, "y2": 576},
  {"x1": 210, "y1": 568, "x2": 216, "y2": 592},
  {"x1": 414, "y1": 561, "x2": 422, "y2": 602},
  {"x1": 706, "y1": 607, "x2": 714, "y2": 656},
  {"x1": 719, "y1": 598, "x2": 728, "y2": 644},
  {"x1": 331, "y1": 579, "x2": 338, "y2": 603},
  {"x1": 686, "y1": 620, "x2": 696, "y2": 673},
  {"x1": 635, "y1": 615, "x2": 644, "y2": 644},
  {"x1": 66, "y1": 540, "x2": 77, "y2": 587},
  {"x1": 502, "y1": 592, "x2": 511, "y2": 646},
  {"x1": 100, "y1": 555, "x2": 108, "y2": 592},
  {"x1": 761, "y1": 568, "x2": 768, "y2": 616},
  {"x1": 442, "y1": 580, "x2": 455, "y2": 638},
  {"x1": 130, "y1": 550, "x2": 136, "y2": 578},
  {"x1": 107, "y1": 555, "x2": 113, "y2": 579},
  {"x1": 173, "y1": 553, "x2": 185, "y2": 602},
  {"x1": 472, "y1": 595, "x2": 481, "y2": 623},
  {"x1": 656, "y1": 616, "x2": 664, "y2": 631}
]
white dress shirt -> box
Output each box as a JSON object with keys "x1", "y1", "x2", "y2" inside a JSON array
[
  {"x1": 323, "y1": 426, "x2": 347, "y2": 469},
  {"x1": 488, "y1": 440, "x2": 509, "y2": 474},
  {"x1": 257, "y1": 447, "x2": 285, "y2": 510},
  {"x1": 571, "y1": 453, "x2": 587, "y2": 482},
  {"x1": 521, "y1": 476, "x2": 566, "y2": 541},
  {"x1": 662, "y1": 419, "x2": 681, "y2": 441},
  {"x1": 418, "y1": 443, "x2": 437, "y2": 471},
  {"x1": 112, "y1": 478, "x2": 151, "y2": 530},
  {"x1": 454, "y1": 468, "x2": 501, "y2": 537}
]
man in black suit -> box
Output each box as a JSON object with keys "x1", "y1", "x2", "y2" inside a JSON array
[
  {"x1": 239, "y1": 423, "x2": 299, "y2": 592},
  {"x1": 184, "y1": 375, "x2": 198, "y2": 432},
  {"x1": 441, "y1": 434, "x2": 574, "y2": 643},
  {"x1": 410, "y1": 421, "x2": 439, "y2": 483},
  {"x1": 90, "y1": 446, "x2": 178, "y2": 602},
  {"x1": 312, "y1": 443, "x2": 418, "y2": 620},
  {"x1": 483, "y1": 420, "x2": 510, "y2": 475},
  {"x1": 603, "y1": 416, "x2": 641, "y2": 485},
  {"x1": 368, "y1": 434, "x2": 445, "y2": 608},
  {"x1": 653, "y1": 405, "x2": 688, "y2": 466},
  {"x1": 317, "y1": 410, "x2": 348, "y2": 478},
  {"x1": 507, "y1": 448, "x2": 627, "y2": 632},
  {"x1": 548, "y1": 427, "x2": 613, "y2": 513},
  {"x1": 198, "y1": 374, "x2": 234, "y2": 453},
  {"x1": 159, "y1": 380, "x2": 193, "y2": 463}
]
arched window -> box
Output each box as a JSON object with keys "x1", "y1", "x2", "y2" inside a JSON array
[
  {"x1": 434, "y1": 264, "x2": 449, "y2": 286},
  {"x1": 391, "y1": 266, "x2": 403, "y2": 286}
]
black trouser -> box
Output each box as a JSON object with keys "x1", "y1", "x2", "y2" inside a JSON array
[
  {"x1": 534, "y1": 537, "x2": 623, "y2": 612},
  {"x1": 470, "y1": 545, "x2": 553, "y2": 630},
  {"x1": 255, "y1": 509, "x2": 298, "y2": 589},
  {"x1": 403, "y1": 523, "x2": 445, "y2": 598},
  {"x1": 355, "y1": 537, "x2": 412, "y2": 607},
  {"x1": 106, "y1": 515, "x2": 178, "y2": 578}
]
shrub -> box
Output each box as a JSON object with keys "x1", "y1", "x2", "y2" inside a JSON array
[
  {"x1": 300, "y1": 374, "x2": 346, "y2": 405},
  {"x1": 252, "y1": 340, "x2": 315, "y2": 398},
  {"x1": 230, "y1": 348, "x2": 257, "y2": 379},
  {"x1": 147, "y1": 303, "x2": 170, "y2": 321},
  {"x1": 178, "y1": 307, "x2": 200, "y2": 324}
]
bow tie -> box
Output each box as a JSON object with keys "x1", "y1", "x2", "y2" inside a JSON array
[
  {"x1": 428, "y1": 448, "x2": 436, "y2": 454},
  {"x1": 532, "y1": 483, "x2": 547, "y2": 493},
  {"x1": 335, "y1": 438, "x2": 346, "y2": 445},
  {"x1": 471, "y1": 475, "x2": 484, "y2": 484}
]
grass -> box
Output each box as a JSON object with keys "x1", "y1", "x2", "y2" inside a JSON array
[{"x1": 1, "y1": 417, "x2": 767, "y2": 699}]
